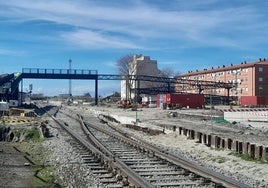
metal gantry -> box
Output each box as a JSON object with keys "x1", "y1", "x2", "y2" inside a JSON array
[{"x1": 0, "y1": 68, "x2": 236, "y2": 105}]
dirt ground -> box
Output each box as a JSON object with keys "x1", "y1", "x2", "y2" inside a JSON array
[
  {"x1": 0, "y1": 142, "x2": 48, "y2": 188},
  {"x1": 0, "y1": 120, "x2": 61, "y2": 188}
]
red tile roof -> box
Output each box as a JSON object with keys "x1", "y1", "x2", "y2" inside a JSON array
[{"x1": 178, "y1": 59, "x2": 268, "y2": 77}]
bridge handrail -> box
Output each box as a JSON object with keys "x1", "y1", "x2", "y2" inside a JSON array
[{"x1": 22, "y1": 68, "x2": 98, "y2": 75}]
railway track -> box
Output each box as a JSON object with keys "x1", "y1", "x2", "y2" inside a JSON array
[
  {"x1": 43, "y1": 105, "x2": 251, "y2": 187},
  {"x1": 51, "y1": 107, "x2": 140, "y2": 187},
  {"x1": 80, "y1": 114, "x2": 252, "y2": 188}
]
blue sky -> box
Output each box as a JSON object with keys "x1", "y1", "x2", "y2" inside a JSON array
[{"x1": 0, "y1": 0, "x2": 268, "y2": 96}]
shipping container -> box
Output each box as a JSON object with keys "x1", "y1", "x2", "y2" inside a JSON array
[
  {"x1": 157, "y1": 93, "x2": 204, "y2": 109},
  {"x1": 240, "y1": 96, "x2": 267, "y2": 106}
]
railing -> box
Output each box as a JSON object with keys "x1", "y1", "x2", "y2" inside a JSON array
[{"x1": 22, "y1": 68, "x2": 98, "y2": 75}]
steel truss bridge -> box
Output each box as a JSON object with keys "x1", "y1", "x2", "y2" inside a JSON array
[{"x1": 1, "y1": 68, "x2": 235, "y2": 105}]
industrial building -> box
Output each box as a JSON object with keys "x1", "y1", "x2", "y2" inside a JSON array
[
  {"x1": 121, "y1": 54, "x2": 163, "y2": 100},
  {"x1": 175, "y1": 58, "x2": 268, "y2": 105}
]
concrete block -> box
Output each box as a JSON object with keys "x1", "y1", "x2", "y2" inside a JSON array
[
  {"x1": 255, "y1": 146, "x2": 263, "y2": 159},
  {"x1": 262, "y1": 147, "x2": 268, "y2": 162},
  {"x1": 227, "y1": 138, "x2": 232, "y2": 150},
  {"x1": 242, "y1": 142, "x2": 249, "y2": 154},
  {"x1": 179, "y1": 127, "x2": 182, "y2": 135},
  {"x1": 238, "y1": 142, "x2": 243, "y2": 154},
  {"x1": 220, "y1": 138, "x2": 225, "y2": 149},
  {"x1": 186, "y1": 129, "x2": 190, "y2": 137},
  {"x1": 216, "y1": 136, "x2": 221, "y2": 149},
  {"x1": 196, "y1": 132, "x2": 202, "y2": 143},
  {"x1": 188, "y1": 130, "x2": 195, "y2": 139},
  {"x1": 202, "y1": 134, "x2": 207, "y2": 144},
  {"x1": 232, "y1": 140, "x2": 239, "y2": 152},
  {"x1": 248, "y1": 144, "x2": 255, "y2": 158},
  {"x1": 211, "y1": 135, "x2": 216, "y2": 148},
  {"x1": 211, "y1": 135, "x2": 221, "y2": 148},
  {"x1": 223, "y1": 138, "x2": 229, "y2": 150},
  {"x1": 183, "y1": 128, "x2": 187, "y2": 136},
  {"x1": 207, "y1": 135, "x2": 211, "y2": 147}
]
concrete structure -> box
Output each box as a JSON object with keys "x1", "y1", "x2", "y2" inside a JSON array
[
  {"x1": 175, "y1": 58, "x2": 268, "y2": 104},
  {"x1": 175, "y1": 126, "x2": 268, "y2": 161},
  {"x1": 121, "y1": 55, "x2": 162, "y2": 100},
  {"x1": 224, "y1": 109, "x2": 268, "y2": 122}
]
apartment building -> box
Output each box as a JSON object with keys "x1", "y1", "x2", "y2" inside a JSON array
[{"x1": 175, "y1": 58, "x2": 268, "y2": 101}]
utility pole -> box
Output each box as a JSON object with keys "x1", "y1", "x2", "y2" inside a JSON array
[{"x1": 68, "y1": 59, "x2": 72, "y2": 102}]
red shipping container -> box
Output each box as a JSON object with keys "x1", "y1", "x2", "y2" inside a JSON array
[
  {"x1": 164, "y1": 93, "x2": 204, "y2": 108},
  {"x1": 240, "y1": 96, "x2": 267, "y2": 106}
]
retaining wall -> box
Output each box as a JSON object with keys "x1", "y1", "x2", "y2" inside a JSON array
[{"x1": 173, "y1": 126, "x2": 268, "y2": 162}]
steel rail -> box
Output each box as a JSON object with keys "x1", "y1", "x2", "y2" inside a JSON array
[
  {"x1": 77, "y1": 115, "x2": 153, "y2": 188},
  {"x1": 85, "y1": 119, "x2": 251, "y2": 188},
  {"x1": 46, "y1": 110, "x2": 153, "y2": 188}
]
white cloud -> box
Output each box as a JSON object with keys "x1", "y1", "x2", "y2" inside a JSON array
[
  {"x1": 60, "y1": 29, "x2": 142, "y2": 49},
  {"x1": 0, "y1": 0, "x2": 267, "y2": 49},
  {"x1": 0, "y1": 49, "x2": 14, "y2": 55},
  {"x1": 0, "y1": 48, "x2": 26, "y2": 56},
  {"x1": 103, "y1": 61, "x2": 117, "y2": 69}
]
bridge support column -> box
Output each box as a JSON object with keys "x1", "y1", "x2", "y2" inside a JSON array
[
  {"x1": 20, "y1": 79, "x2": 23, "y2": 106},
  {"x1": 95, "y1": 78, "x2": 98, "y2": 105}
]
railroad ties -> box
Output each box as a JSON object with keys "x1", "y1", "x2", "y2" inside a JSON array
[
  {"x1": 46, "y1": 106, "x2": 250, "y2": 187},
  {"x1": 85, "y1": 120, "x2": 224, "y2": 187}
]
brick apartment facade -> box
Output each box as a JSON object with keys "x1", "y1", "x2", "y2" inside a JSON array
[{"x1": 175, "y1": 58, "x2": 268, "y2": 102}]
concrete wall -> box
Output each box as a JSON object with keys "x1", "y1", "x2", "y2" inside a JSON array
[{"x1": 224, "y1": 109, "x2": 268, "y2": 122}]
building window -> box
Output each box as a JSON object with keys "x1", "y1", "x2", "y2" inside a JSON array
[
  {"x1": 259, "y1": 86, "x2": 263, "y2": 95},
  {"x1": 259, "y1": 77, "x2": 263, "y2": 82},
  {"x1": 245, "y1": 69, "x2": 248, "y2": 72},
  {"x1": 245, "y1": 88, "x2": 248, "y2": 92},
  {"x1": 259, "y1": 67, "x2": 263, "y2": 72}
]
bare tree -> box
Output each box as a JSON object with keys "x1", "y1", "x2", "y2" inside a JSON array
[
  {"x1": 116, "y1": 54, "x2": 134, "y2": 75},
  {"x1": 160, "y1": 67, "x2": 176, "y2": 78},
  {"x1": 116, "y1": 54, "x2": 134, "y2": 100}
]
